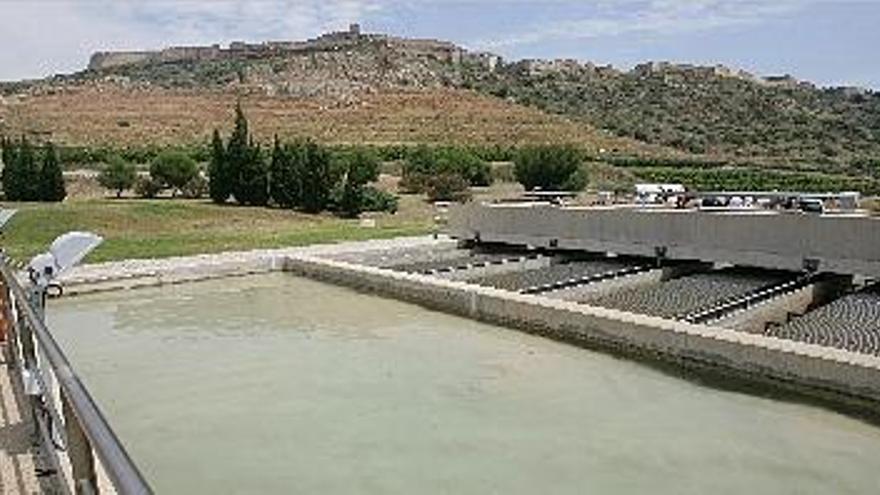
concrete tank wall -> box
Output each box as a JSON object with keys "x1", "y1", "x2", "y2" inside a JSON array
[
  {"x1": 448, "y1": 204, "x2": 880, "y2": 277},
  {"x1": 285, "y1": 254, "x2": 880, "y2": 416}
]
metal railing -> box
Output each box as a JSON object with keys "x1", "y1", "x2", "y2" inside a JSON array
[{"x1": 0, "y1": 256, "x2": 152, "y2": 495}]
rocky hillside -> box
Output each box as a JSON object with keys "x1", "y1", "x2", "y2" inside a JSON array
[
  {"x1": 1, "y1": 28, "x2": 878, "y2": 171},
  {"x1": 0, "y1": 31, "x2": 655, "y2": 154},
  {"x1": 465, "y1": 61, "x2": 880, "y2": 169}
]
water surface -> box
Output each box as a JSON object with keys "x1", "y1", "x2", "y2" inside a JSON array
[{"x1": 49, "y1": 274, "x2": 880, "y2": 494}]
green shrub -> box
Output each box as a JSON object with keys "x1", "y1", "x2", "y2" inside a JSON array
[
  {"x1": 150, "y1": 151, "x2": 198, "y2": 196},
  {"x1": 628, "y1": 167, "x2": 880, "y2": 195},
  {"x1": 424, "y1": 174, "x2": 471, "y2": 202},
  {"x1": 181, "y1": 174, "x2": 209, "y2": 199},
  {"x1": 440, "y1": 147, "x2": 492, "y2": 186},
  {"x1": 134, "y1": 176, "x2": 163, "y2": 198},
  {"x1": 851, "y1": 157, "x2": 880, "y2": 178},
  {"x1": 58, "y1": 144, "x2": 206, "y2": 167},
  {"x1": 491, "y1": 162, "x2": 516, "y2": 183},
  {"x1": 514, "y1": 144, "x2": 587, "y2": 191},
  {"x1": 337, "y1": 147, "x2": 381, "y2": 217},
  {"x1": 98, "y1": 156, "x2": 137, "y2": 198},
  {"x1": 401, "y1": 145, "x2": 491, "y2": 193},
  {"x1": 359, "y1": 186, "x2": 398, "y2": 214}
]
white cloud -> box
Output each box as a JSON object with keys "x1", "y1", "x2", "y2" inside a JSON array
[
  {"x1": 0, "y1": 0, "x2": 385, "y2": 80},
  {"x1": 477, "y1": 0, "x2": 812, "y2": 49},
  {"x1": 0, "y1": 0, "x2": 831, "y2": 81}
]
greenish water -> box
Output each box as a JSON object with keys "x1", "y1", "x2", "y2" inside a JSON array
[{"x1": 49, "y1": 274, "x2": 880, "y2": 494}]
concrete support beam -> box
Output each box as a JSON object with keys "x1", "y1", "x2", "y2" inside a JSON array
[
  {"x1": 448, "y1": 203, "x2": 880, "y2": 278},
  {"x1": 716, "y1": 276, "x2": 854, "y2": 333}
]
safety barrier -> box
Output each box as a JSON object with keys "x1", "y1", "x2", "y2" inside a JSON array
[{"x1": 0, "y1": 256, "x2": 152, "y2": 494}]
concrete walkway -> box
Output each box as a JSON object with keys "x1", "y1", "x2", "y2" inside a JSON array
[
  {"x1": 0, "y1": 343, "x2": 53, "y2": 494},
  {"x1": 58, "y1": 235, "x2": 452, "y2": 296}
]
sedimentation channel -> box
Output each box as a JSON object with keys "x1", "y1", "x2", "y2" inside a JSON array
[
  {"x1": 41, "y1": 231, "x2": 880, "y2": 493},
  {"x1": 49, "y1": 272, "x2": 880, "y2": 494}
]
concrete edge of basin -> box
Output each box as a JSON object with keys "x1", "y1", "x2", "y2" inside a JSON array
[
  {"x1": 283, "y1": 253, "x2": 880, "y2": 419},
  {"x1": 55, "y1": 236, "x2": 450, "y2": 296}
]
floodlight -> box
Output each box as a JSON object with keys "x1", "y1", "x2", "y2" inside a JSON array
[
  {"x1": 28, "y1": 232, "x2": 102, "y2": 305},
  {"x1": 0, "y1": 208, "x2": 16, "y2": 230},
  {"x1": 48, "y1": 231, "x2": 103, "y2": 277}
]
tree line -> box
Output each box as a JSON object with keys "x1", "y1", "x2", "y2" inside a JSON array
[
  {"x1": 0, "y1": 136, "x2": 66, "y2": 202},
  {"x1": 98, "y1": 151, "x2": 205, "y2": 199},
  {"x1": 209, "y1": 103, "x2": 396, "y2": 216}
]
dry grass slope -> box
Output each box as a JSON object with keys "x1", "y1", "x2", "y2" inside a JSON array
[{"x1": 0, "y1": 85, "x2": 651, "y2": 152}]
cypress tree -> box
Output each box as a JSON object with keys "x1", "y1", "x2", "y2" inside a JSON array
[
  {"x1": 1, "y1": 136, "x2": 13, "y2": 169},
  {"x1": 300, "y1": 141, "x2": 334, "y2": 213},
  {"x1": 16, "y1": 137, "x2": 41, "y2": 201},
  {"x1": 235, "y1": 138, "x2": 268, "y2": 206},
  {"x1": 39, "y1": 142, "x2": 66, "y2": 202},
  {"x1": 1, "y1": 136, "x2": 18, "y2": 200},
  {"x1": 226, "y1": 102, "x2": 249, "y2": 203},
  {"x1": 270, "y1": 137, "x2": 304, "y2": 208},
  {"x1": 224, "y1": 102, "x2": 267, "y2": 205},
  {"x1": 208, "y1": 129, "x2": 228, "y2": 203}
]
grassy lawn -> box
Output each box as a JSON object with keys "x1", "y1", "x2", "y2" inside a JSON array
[{"x1": 0, "y1": 198, "x2": 434, "y2": 263}]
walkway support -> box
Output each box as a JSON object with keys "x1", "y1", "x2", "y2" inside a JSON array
[{"x1": 448, "y1": 203, "x2": 880, "y2": 277}]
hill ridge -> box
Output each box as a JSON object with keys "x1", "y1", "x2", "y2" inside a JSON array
[{"x1": 1, "y1": 27, "x2": 878, "y2": 168}]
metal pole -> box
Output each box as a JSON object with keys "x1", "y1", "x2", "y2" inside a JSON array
[
  {"x1": 0, "y1": 280, "x2": 18, "y2": 369},
  {"x1": 63, "y1": 391, "x2": 99, "y2": 494}
]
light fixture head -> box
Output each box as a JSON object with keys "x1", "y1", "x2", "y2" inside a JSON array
[
  {"x1": 0, "y1": 209, "x2": 17, "y2": 231},
  {"x1": 28, "y1": 231, "x2": 103, "y2": 288}
]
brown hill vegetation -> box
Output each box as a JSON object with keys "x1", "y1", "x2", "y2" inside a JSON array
[{"x1": 0, "y1": 84, "x2": 649, "y2": 153}]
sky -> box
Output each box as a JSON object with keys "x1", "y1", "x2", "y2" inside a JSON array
[{"x1": 0, "y1": 0, "x2": 878, "y2": 88}]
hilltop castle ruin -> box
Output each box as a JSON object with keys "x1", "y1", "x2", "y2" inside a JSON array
[{"x1": 88, "y1": 24, "x2": 500, "y2": 72}]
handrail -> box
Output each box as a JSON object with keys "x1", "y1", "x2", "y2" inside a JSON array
[{"x1": 0, "y1": 257, "x2": 153, "y2": 494}]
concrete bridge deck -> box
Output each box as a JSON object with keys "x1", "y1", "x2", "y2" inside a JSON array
[
  {"x1": 448, "y1": 203, "x2": 880, "y2": 277},
  {"x1": 0, "y1": 343, "x2": 47, "y2": 495}
]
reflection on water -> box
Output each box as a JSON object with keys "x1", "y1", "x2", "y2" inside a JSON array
[{"x1": 49, "y1": 274, "x2": 880, "y2": 494}]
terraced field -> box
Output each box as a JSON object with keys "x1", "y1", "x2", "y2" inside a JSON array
[{"x1": 0, "y1": 85, "x2": 644, "y2": 150}]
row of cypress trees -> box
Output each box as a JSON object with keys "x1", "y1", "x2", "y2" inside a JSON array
[
  {"x1": 208, "y1": 103, "x2": 381, "y2": 216},
  {"x1": 1, "y1": 136, "x2": 66, "y2": 202},
  {"x1": 208, "y1": 103, "x2": 268, "y2": 206}
]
